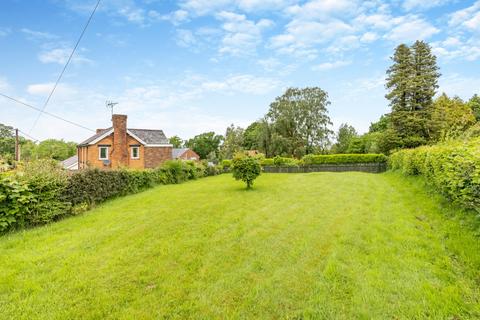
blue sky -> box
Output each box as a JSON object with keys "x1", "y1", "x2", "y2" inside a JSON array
[{"x1": 1, "y1": 0, "x2": 479, "y2": 142}]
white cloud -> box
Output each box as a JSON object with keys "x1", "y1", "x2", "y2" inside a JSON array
[
  {"x1": 285, "y1": 0, "x2": 357, "y2": 20},
  {"x1": 202, "y1": 74, "x2": 281, "y2": 94},
  {"x1": 438, "y1": 73, "x2": 480, "y2": 100},
  {"x1": 449, "y1": 1, "x2": 480, "y2": 29},
  {"x1": 0, "y1": 27, "x2": 11, "y2": 37},
  {"x1": 432, "y1": 37, "x2": 480, "y2": 61},
  {"x1": 360, "y1": 31, "x2": 378, "y2": 43},
  {"x1": 26, "y1": 83, "x2": 78, "y2": 98},
  {"x1": 38, "y1": 48, "x2": 92, "y2": 65},
  {"x1": 402, "y1": 0, "x2": 450, "y2": 11},
  {"x1": 216, "y1": 11, "x2": 273, "y2": 56},
  {"x1": 312, "y1": 60, "x2": 351, "y2": 71},
  {"x1": 20, "y1": 28, "x2": 58, "y2": 40},
  {"x1": 384, "y1": 15, "x2": 439, "y2": 42},
  {"x1": 150, "y1": 9, "x2": 190, "y2": 25},
  {"x1": 180, "y1": 0, "x2": 232, "y2": 16},
  {"x1": 237, "y1": 0, "x2": 296, "y2": 12},
  {"x1": 0, "y1": 76, "x2": 11, "y2": 92},
  {"x1": 176, "y1": 29, "x2": 197, "y2": 47}
]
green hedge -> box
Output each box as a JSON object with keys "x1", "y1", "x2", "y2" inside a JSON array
[
  {"x1": 302, "y1": 154, "x2": 387, "y2": 165},
  {"x1": 0, "y1": 160, "x2": 222, "y2": 233},
  {"x1": 258, "y1": 154, "x2": 387, "y2": 166},
  {"x1": 389, "y1": 138, "x2": 480, "y2": 212}
]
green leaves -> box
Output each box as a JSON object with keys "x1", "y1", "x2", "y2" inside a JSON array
[
  {"x1": 389, "y1": 138, "x2": 480, "y2": 212},
  {"x1": 231, "y1": 155, "x2": 261, "y2": 189}
]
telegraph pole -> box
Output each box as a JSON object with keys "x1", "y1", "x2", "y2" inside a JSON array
[{"x1": 14, "y1": 128, "x2": 20, "y2": 161}]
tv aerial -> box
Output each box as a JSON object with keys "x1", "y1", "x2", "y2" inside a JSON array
[{"x1": 106, "y1": 100, "x2": 118, "y2": 115}]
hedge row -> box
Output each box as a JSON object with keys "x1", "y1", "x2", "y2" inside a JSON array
[
  {"x1": 389, "y1": 138, "x2": 480, "y2": 212},
  {"x1": 0, "y1": 160, "x2": 223, "y2": 233}
]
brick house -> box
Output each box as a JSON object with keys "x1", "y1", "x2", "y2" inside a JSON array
[
  {"x1": 77, "y1": 114, "x2": 173, "y2": 170},
  {"x1": 172, "y1": 148, "x2": 200, "y2": 161}
]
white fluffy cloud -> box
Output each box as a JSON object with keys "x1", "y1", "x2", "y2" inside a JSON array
[
  {"x1": 312, "y1": 60, "x2": 351, "y2": 71},
  {"x1": 38, "y1": 48, "x2": 92, "y2": 65},
  {"x1": 384, "y1": 15, "x2": 439, "y2": 42},
  {"x1": 402, "y1": 0, "x2": 450, "y2": 11},
  {"x1": 216, "y1": 11, "x2": 273, "y2": 56}
]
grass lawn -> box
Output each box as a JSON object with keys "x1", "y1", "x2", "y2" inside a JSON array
[{"x1": 1, "y1": 172, "x2": 480, "y2": 319}]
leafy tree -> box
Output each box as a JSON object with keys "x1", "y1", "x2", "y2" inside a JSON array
[
  {"x1": 0, "y1": 123, "x2": 15, "y2": 157},
  {"x1": 231, "y1": 154, "x2": 261, "y2": 189},
  {"x1": 266, "y1": 87, "x2": 332, "y2": 157},
  {"x1": 169, "y1": 135, "x2": 184, "y2": 148},
  {"x1": 185, "y1": 132, "x2": 223, "y2": 159},
  {"x1": 220, "y1": 124, "x2": 244, "y2": 159},
  {"x1": 35, "y1": 139, "x2": 76, "y2": 161},
  {"x1": 386, "y1": 44, "x2": 413, "y2": 112},
  {"x1": 332, "y1": 123, "x2": 357, "y2": 154},
  {"x1": 411, "y1": 41, "x2": 441, "y2": 111},
  {"x1": 243, "y1": 121, "x2": 261, "y2": 150},
  {"x1": 347, "y1": 136, "x2": 365, "y2": 154},
  {"x1": 369, "y1": 115, "x2": 390, "y2": 133},
  {"x1": 467, "y1": 94, "x2": 480, "y2": 121},
  {"x1": 427, "y1": 93, "x2": 476, "y2": 141}
]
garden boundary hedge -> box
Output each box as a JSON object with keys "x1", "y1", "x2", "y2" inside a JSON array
[
  {"x1": 0, "y1": 160, "x2": 223, "y2": 233},
  {"x1": 389, "y1": 138, "x2": 480, "y2": 212},
  {"x1": 263, "y1": 162, "x2": 386, "y2": 173}
]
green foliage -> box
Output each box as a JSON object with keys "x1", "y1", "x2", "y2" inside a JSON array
[
  {"x1": 35, "y1": 139, "x2": 77, "y2": 161},
  {"x1": 18, "y1": 160, "x2": 70, "y2": 226},
  {"x1": 220, "y1": 124, "x2": 244, "y2": 159},
  {"x1": 1, "y1": 160, "x2": 223, "y2": 233},
  {"x1": 185, "y1": 132, "x2": 223, "y2": 159},
  {"x1": 272, "y1": 155, "x2": 300, "y2": 167},
  {"x1": 0, "y1": 177, "x2": 33, "y2": 232},
  {"x1": 266, "y1": 87, "x2": 333, "y2": 157},
  {"x1": 389, "y1": 138, "x2": 480, "y2": 212},
  {"x1": 332, "y1": 123, "x2": 357, "y2": 154},
  {"x1": 427, "y1": 94, "x2": 476, "y2": 141},
  {"x1": 169, "y1": 135, "x2": 184, "y2": 148},
  {"x1": 302, "y1": 154, "x2": 387, "y2": 165},
  {"x1": 260, "y1": 158, "x2": 274, "y2": 166},
  {"x1": 385, "y1": 41, "x2": 440, "y2": 152},
  {"x1": 467, "y1": 94, "x2": 480, "y2": 121},
  {"x1": 221, "y1": 159, "x2": 232, "y2": 168},
  {"x1": 231, "y1": 155, "x2": 261, "y2": 189},
  {"x1": 0, "y1": 123, "x2": 15, "y2": 158}
]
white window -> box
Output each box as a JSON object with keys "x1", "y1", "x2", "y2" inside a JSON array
[
  {"x1": 99, "y1": 146, "x2": 109, "y2": 160},
  {"x1": 131, "y1": 146, "x2": 140, "y2": 159}
]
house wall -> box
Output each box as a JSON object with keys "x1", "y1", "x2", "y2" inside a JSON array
[
  {"x1": 179, "y1": 149, "x2": 200, "y2": 161},
  {"x1": 145, "y1": 146, "x2": 173, "y2": 168},
  {"x1": 78, "y1": 134, "x2": 147, "y2": 169}
]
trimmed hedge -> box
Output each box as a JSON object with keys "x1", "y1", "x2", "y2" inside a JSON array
[
  {"x1": 0, "y1": 160, "x2": 222, "y2": 233},
  {"x1": 257, "y1": 154, "x2": 387, "y2": 167},
  {"x1": 302, "y1": 154, "x2": 387, "y2": 165},
  {"x1": 389, "y1": 138, "x2": 480, "y2": 212}
]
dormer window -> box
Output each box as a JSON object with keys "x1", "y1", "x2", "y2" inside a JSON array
[{"x1": 131, "y1": 146, "x2": 140, "y2": 159}]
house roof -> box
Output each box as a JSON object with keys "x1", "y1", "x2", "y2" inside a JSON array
[
  {"x1": 62, "y1": 155, "x2": 78, "y2": 169},
  {"x1": 78, "y1": 127, "x2": 170, "y2": 147},
  {"x1": 172, "y1": 148, "x2": 189, "y2": 159},
  {"x1": 128, "y1": 129, "x2": 169, "y2": 145}
]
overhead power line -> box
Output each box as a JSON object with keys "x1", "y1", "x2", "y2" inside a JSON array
[
  {"x1": 18, "y1": 129, "x2": 40, "y2": 142},
  {"x1": 29, "y1": 0, "x2": 101, "y2": 133},
  {"x1": 0, "y1": 93, "x2": 95, "y2": 132}
]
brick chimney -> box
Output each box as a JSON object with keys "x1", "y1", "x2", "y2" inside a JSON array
[{"x1": 111, "y1": 114, "x2": 129, "y2": 168}]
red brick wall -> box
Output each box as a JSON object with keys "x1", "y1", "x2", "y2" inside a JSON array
[{"x1": 144, "y1": 146, "x2": 173, "y2": 168}]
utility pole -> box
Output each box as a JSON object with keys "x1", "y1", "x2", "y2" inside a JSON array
[{"x1": 15, "y1": 128, "x2": 20, "y2": 161}]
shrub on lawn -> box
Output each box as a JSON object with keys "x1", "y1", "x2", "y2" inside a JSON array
[
  {"x1": 231, "y1": 154, "x2": 261, "y2": 189},
  {"x1": 389, "y1": 138, "x2": 480, "y2": 212}
]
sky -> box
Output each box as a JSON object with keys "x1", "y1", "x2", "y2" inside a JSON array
[{"x1": 0, "y1": 0, "x2": 479, "y2": 143}]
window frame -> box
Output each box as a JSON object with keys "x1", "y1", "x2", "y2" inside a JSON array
[
  {"x1": 131, "y1": 146, "x2": 140, "y2": 159},
  {"x1": 99, "y1": 146, "x2": 109, "y2": 160}
]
